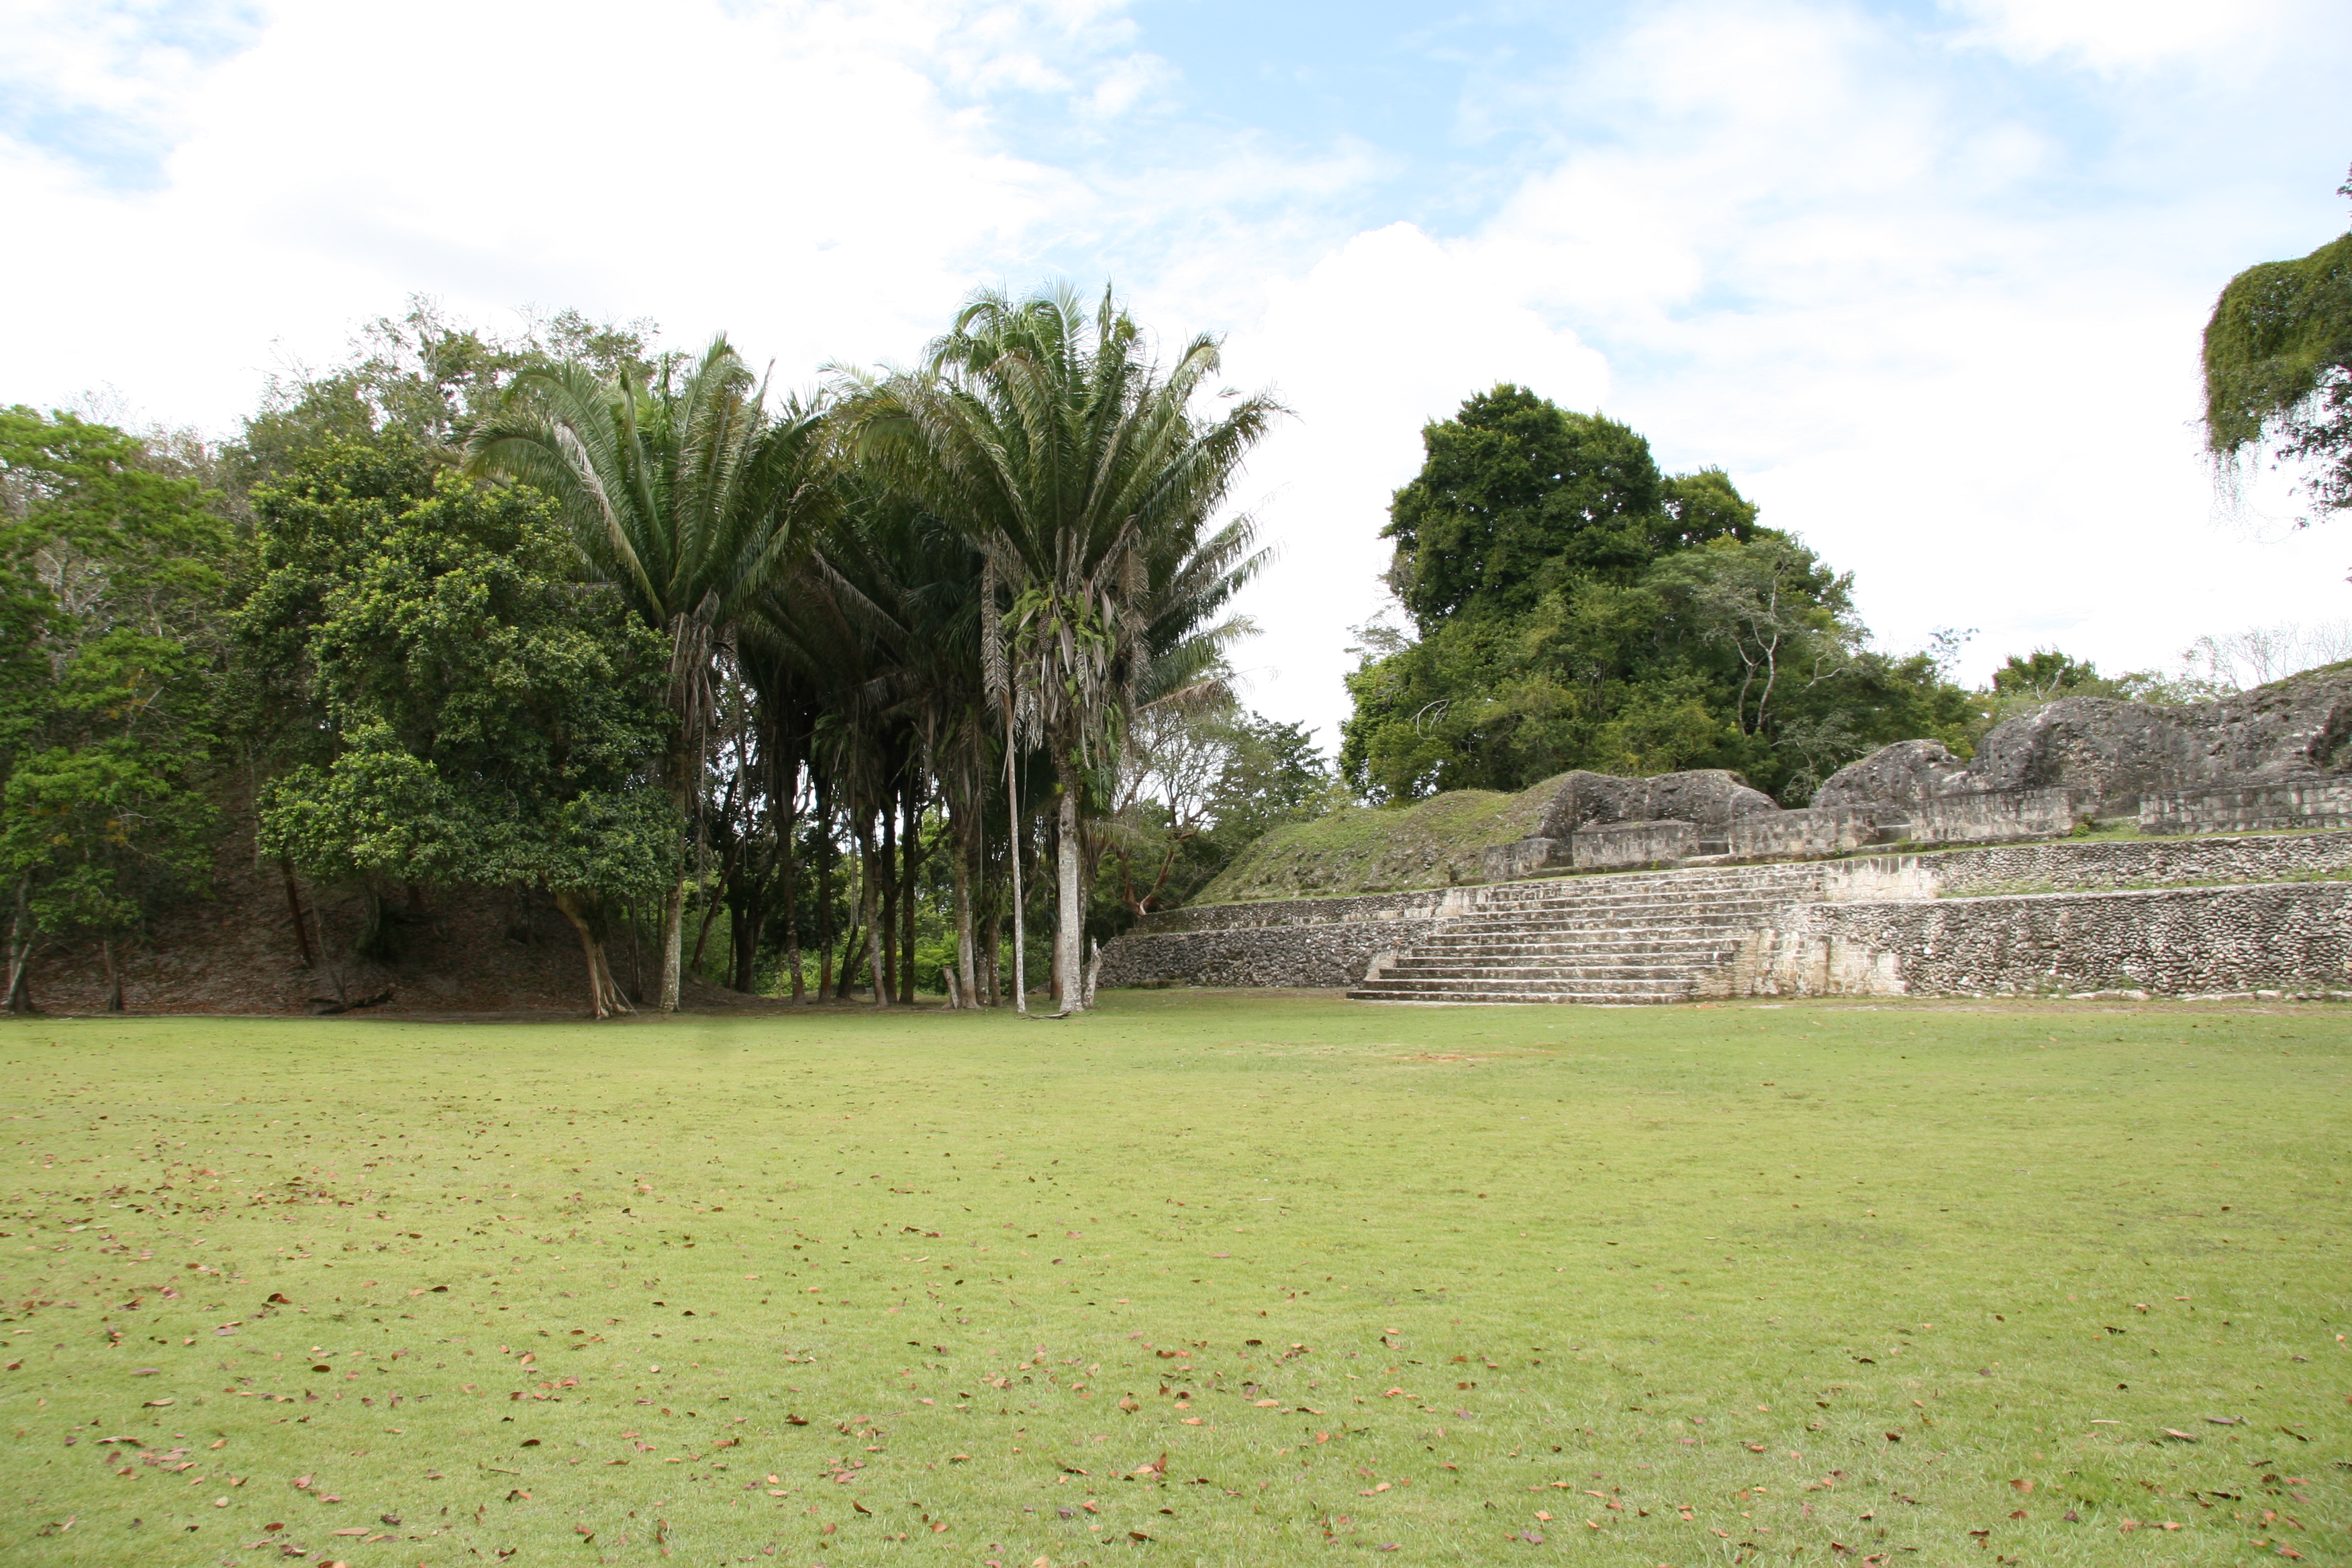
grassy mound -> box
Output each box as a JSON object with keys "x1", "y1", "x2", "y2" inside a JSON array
[
  {"x1": 6, "y1": 993, "x2": 2343, "y2": 1567},
  {"x1": 1195, "y1": 775, "x2": 1560, "y2": 903}
]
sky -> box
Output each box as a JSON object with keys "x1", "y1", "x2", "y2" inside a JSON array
[{"x1": 5, "y1": 0, "x2": 2350, "y2": 749}]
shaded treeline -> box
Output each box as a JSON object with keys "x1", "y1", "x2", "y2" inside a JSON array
[{"x1": 1, "y1": 290, "x2": 1312, "y2": 1016}]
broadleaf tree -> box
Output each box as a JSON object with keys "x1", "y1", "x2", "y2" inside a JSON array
[{"x1": 245, "y1": 436, "x2": 677, "y2": 1017}]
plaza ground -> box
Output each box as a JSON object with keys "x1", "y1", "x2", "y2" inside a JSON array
[{"x1": 1, "y1": 991, "x2": 2344, "y2": 1566}]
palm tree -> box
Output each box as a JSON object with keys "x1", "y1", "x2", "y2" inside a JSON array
[
  {"x1": 464, "y1": 338, "x2": 830, "y2": 1010},
  {"x1": 842, "y1": 285, "x2": 1279, "y2": 1010}
]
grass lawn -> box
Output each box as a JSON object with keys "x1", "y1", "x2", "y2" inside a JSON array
[{"x1": 1, "y1": 992, "x2": 2345, "y2": 1568}]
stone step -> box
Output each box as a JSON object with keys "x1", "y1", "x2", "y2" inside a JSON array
[
  {"x1": 1376, "y1": 963, "x2": 1722, "y2": 982},
  {"x1": 1448, "y1": 904, "x2": 1782, "y2": 924},
  {"x1": 1345, "y1": 859, "x2": 1827, "y2": 1006},
  {"x1": 1403, "y1": 940, "x2": 1738, "y2": 962},
  {"x1": 1351, "y1": 978, "x2": 1698, "y2": 1000},
  {"x1": 1346, "y1": 991, "x2": 1689, "y2": 1006},
  {"x1": 1468, "y1": 888, "x2": 1799, "y2": 907},
  {"x1": 1482, "y1": 881, "x2": 1820, "y2": 906},
  {"x1": 1430, "y1": 921, "x2": 1769, "y2": 944}
]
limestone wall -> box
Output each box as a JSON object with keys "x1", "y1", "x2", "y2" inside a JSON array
[
  {"x1": 1903, "y1": 787, "x2": 2085, "y2": 843},
  {"x1": 1099, "y1": 886, "x2": 1482, "y2": 989},
  {"x1": 1572, "y1": 820, "x2": 1698, "y2": 869},
  {"x1": 1727, "y1": 805, "x2": 1888, "y2": 861},
  {"x1": 2140, "y1": 778, "x2": 2352, "y2": 836},
  {"x1": 1820, "y1": 830, "x2": 2352, "y2": 898},
  {"x1": 1722, "y1": 882, "x2": 2352, "y2": 1000},
  {"x1": 1101, "y1": 831, "x2": 2352, "y2": 996}
]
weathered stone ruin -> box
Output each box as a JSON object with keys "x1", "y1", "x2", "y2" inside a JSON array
[
  {"x1": 1479, "y1": 666, "x2": 2352, "y2": 879},
  {"x1": 1102, "y1": 665, "x2": 2352, "y2": 1003}
]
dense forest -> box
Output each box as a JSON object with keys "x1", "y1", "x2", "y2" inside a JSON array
[
  {"x1": 3, "y1": 283, "x2": 2329, "y2": 1017},
  {"x1": 1, "y1": 291, "x2": 1336, "y2": 1016}
]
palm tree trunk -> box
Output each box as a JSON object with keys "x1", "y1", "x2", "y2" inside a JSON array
[
  {"x1": 949, "y1": 797, "x2": 979, "y2": 1009},
  {"x1": 899, "y1": 793, "x2": 920, "y2": 1004},
  {"x1": 1055, "y1": 768, "x2": 1085, "y2": 1013},
  {"x1": 816, "y1": 778, "x2": 835, "y2": 998},
  {"x1": 783, "y1": 828, "x2": 804, "y2": 1002},
  {"x1": 658, "y1": 879, "x2": 686, "y2": 1012},
  {"x1": 856, "y1": 818, "x2": 889, "y2": 1008},
  {"x1": 1004, "y1": 710, "x2": 1028, "y2": 1014},
  {"x1": 879, "y1": 803, "x2": 899, "y2": 1003}
]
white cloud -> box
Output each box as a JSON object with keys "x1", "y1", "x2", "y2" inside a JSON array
[
  {"x1": 0, "y1": 0, "x2": 1117, "y2": 424},
  {"x1": 3, "y1": 0, "x2": 2346, "y2": 754},
  {"x1": 1939, "y1": 0, "x2": 2302, "y2": 71},
  {"x1": 1199, "y1": 0, "x2": 2352, "y2": 738}
]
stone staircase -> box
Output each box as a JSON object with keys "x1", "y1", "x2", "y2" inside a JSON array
[{"x1": 1347, "y1": 862, "x2": 1833, "y2": 1005}]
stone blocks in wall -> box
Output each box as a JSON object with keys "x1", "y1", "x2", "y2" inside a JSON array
[
  {"x1": 1734, "y1": 881, "x2": 2352, "y2": 999},
  {"x1": 1571, "y1": 820, "x2": 1697, "y2": 870},
  {"x1": 1728, "y1": 805, "x2": 1895, "y2": 861},
  {"x1": 1902, "y1": 787, "x2": 2084, "y2": 844},
  {"x1": 1480, "y1": 836, "x2": 1571, "y2": 883},
  {"x1": 1099, "y1": 887, "x2": 1477, "y2": 990},
  {"x1": 2139, "y1": 777, "x2": 2352, "y2": 836}
]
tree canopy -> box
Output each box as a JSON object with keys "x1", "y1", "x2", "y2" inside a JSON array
[
  {"x1": 1342, "y1": 385, "x2": 1971, "y2": 804},
  {"x1": 5, "y1": 287, "x2": 2267, "y2": 1016},
  {"x1": 2202, "y1": 173, "x2": 2352, "y2": 522}
]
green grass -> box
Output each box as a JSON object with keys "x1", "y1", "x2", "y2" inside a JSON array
[{"x1": 3, "y1": 993, "x2": 2347, "y2": 1568}]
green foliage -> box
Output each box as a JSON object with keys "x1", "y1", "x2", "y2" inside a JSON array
[
  {"x1": 246, "y1": 437, "x2": 678, "y2": 924},
  {"x1": 1383, "y1": 387, "x2": 1762, "y2": 632},
  {"x1": 2202, "y1": 229, "x2": 2352, "y2": 518},
  {"x1": 0, "y1": 408, "x2": 227, "y2": 969},
  {"x1": 237, "y1": 300, "x2": 659, "y2": 489},
  {"x1": 1097, "y1": 704, "x2": 1340, "y2": 920},
  {"x1": 1344, "y1": 389, "x2": 1971, "y2": 805}
]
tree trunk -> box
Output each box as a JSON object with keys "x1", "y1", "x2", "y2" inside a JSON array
[
  {"x1": 1005, "y1": 712, "x2": 1028, "y2": 1014},
  {"x1": 816, "y1": 781, "x2": 836, "y2": 999},
  {"x1": 279, "y1": 858, "x2": 314, "y2": 969},
  {"x1": 5, "y1": 879, "x2": 36, "y2": 1015},
  {"x1": 554, "y1": 890, "x2": 633, "y2": 1020},
  {"x1": 879, "y1": 804, "x2": 899, "y2": 1004},
  {"x1": 782, "y1": 777, "x2": 805, "y2": 1003},
  {"x1": 1055, "y1": 771, "x2": 1086, "y2": 1013},
  {"x1": 948, "y1": 801, "x2": 979, "y2": 1010},
  {"x1": 101, "y1": 939, "x2": 124, "y2": 1013},
  {"x1": 658, "y1": 877, "x2": 686, "y2": 1012},
  {"x1": 730, "y1": 897, "x2": 764, "y2": 994},
  {"x1": 859, "y1": 825, "x2": 889, "y2": 1008},
  {"x1": 900, "y1": 793, "x2": 920, "y2": 1004},
  {"x1": 981, "y1": 908, "x2": 1001, "y2": 1008},
  {"x1": 834, "y1": 916, "x2": 861, "y2": 999}
]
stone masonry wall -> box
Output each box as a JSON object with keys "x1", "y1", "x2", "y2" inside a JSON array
[
  {"x1": 1718, "y1": 881, "x2": 2352, "y2": 999},
  {"x1": 1101, "y1": 831, "x2": 2352, "y2": 995},
  {"x1": 1100, "y1": 887, "x2": 1481, "y2": 989},
  {"x1": 1812, "y1": 830, "x2": 2352, "y2": 899},
  {"x1": 2140, "y1": 778, "x2": 2352, "y2": 836}
]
